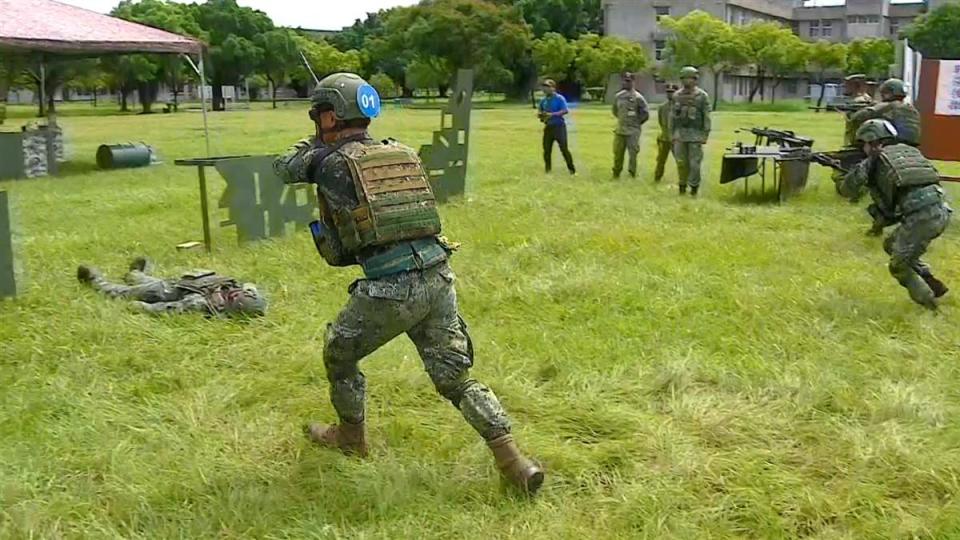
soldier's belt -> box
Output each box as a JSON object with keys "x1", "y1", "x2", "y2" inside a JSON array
[{"x1": 361, "y1": 238, "x2": 447, "y2": 279}]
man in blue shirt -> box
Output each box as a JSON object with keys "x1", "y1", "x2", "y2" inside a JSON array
[{"x1": 538, "y1": 79, "x2": 576, "y2": 175}]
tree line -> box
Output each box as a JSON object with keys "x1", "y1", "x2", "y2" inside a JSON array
[
  {"x1": 661, "y1": 11, "x2": 895, "y2": 108},
  {"x1": 0, "y1": 0, "x2": 610, "y2": 115},
  {"x1": 1, "y1": 0, "x2": 956, "y2": 119}
]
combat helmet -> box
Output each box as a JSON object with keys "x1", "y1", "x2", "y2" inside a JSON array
[
  {"x1": 879, "y1": 78, "x2": 907, "y2": 100},
  {"x1": 311, "y1": 72, "x2": 381, "y2": 121},
  {"x1": 679, "y1": 66, "x2": 699, "y2": 80},
  {"x1": 856, "y1": 119, "x2": 899, "y2": 143},
  {"x1": 222, "y1": 283, "x2": 268, "y2": 317}
]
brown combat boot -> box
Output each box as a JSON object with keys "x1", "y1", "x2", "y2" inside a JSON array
[
  {"x1": 305, "y1": 421, "x2": 369, "y2": 457},
  {"x1": 487, "y1": 434, "x2": 544, "y2": 495}
]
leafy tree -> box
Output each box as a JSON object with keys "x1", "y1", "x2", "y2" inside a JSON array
[
  {"x1": 256, "y1": 29, "x2": 300, "y2": 108},
  {"x1": 846, "y1": 38, "x2": 895, "y2": 80},
  {"x1": 661, "y1": 11, "x2": 747, "y2": 109},
  {"x1": 406, "y1": 56, "x2": 452, "y2": 94},
  {"x1": 575, "y1": 33, "x2": 648, "y2": 88},
  {"x1": 767, "y1": 33, "x2": 808, "y2": 104},
  {"x1": 111, "y1": 0, "x2": 204, "y2": 113},
  {"x1": 100, "y1": 55, "x2": 157, "y2": 112},
  {"x1": 369, "y1": 72, "x2": 398, "y2": 98},
  {"x1": 329, "y1": 10, "x2": 388, "y2": 53},
  {"x1": 290, "y1": 35, "x2": 363, "y2": 96},
  {"x1": 903, "y1": 3, "x2": 960, "y2": 60},
  {"x1": 379, "y1": 0, "x2": 533, "y2": 96},
  {"x1": 741, "y1": 21, "x2": 797, "y2": 103},
  {"x1": 193, "y1": 0, "x2": 273, "y2": 110},
  {"x1": 0, "y1": 54, "x2": 27, "y2": 124},
  {"x1": 497, "y1": 0, "x2": 602, "y2": 38},
  {"x1": 532, "y1": 32, "x2": 577, "y2": 82},
  {"x1": 806, "y1": 40, "x2": 847, "y2": 107}
]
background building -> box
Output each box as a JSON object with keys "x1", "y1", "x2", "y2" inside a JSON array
[{"x1": 602, "y1": 0, "x2": 927, "y2": 102}]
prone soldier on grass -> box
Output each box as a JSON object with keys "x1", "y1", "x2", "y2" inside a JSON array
[{"x1": 77, "y1": 257, "x2": 266, "y2": 317}]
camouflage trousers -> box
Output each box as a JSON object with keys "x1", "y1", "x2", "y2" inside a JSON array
[
  {"x1": 612, "y1": 133, "x2": 640, "y2": 177},
  {"x1": 88, "y1": 270, "x2": 207, "y2": 314},
  {"x1": 323, "y1": 261, "x2": 512, "y2": 441},
  {"x1": 674, "y1": 141, "x2": 704, "y2": 188},
  {"x1": 883, "y1": 204, "x2": 951, "y2": 307},
  {"x1": 654, "y1": 139, "x2": 672, "y2": 182}
]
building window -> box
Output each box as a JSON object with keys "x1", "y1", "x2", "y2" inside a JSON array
[
  {"x1": 654, "y1": 40, "x2": 666, "y2": 61},
  {"x1": 809, "y1": 20, "x2": 820, "y2": 38},
  {"x1": 655, "y1": 6, "x2": 670, "y2": 21},
  {"x1": 848, "y1": 15, "x2": 881, "y2": 24},
  {"x1": 822, "y1": 19, "x2": 833, "y2": 37}
]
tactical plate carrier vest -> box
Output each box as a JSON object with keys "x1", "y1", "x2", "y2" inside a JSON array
[
  {"x1": 874, "y1": 144, "x2": 941, "y2": 214},
  {"x1": 175, "y1": 271, "x2": 238, "y2": 296},
  {"x1": 672, "y1": 90, "x2": 705, "y2": 130},
  {"x1": 331, "y1": 140, "x2": 441, "y2": 254}
]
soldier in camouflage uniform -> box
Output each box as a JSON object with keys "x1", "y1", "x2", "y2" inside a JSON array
[
  {"x1": 611, "y1": 72, "x2": 649, "y2": 179},
  {"x1": 849, "y1": 78, "x2": 921, "y2": 148},
  {"x1": 842, "y1": 74, "x2": 875, "y2": 146},
  {"x1": 671, "y1": 67, "x2": 711, "y2": 196},
  {"x1": 836, "y1": 119, "x2": 951, "y2": 310},
  {"x1": 654, "y1": 85, "x2": 677, "y2": 184},
  {"x1": 274, "y1": 73, "x2": 543, "y2": 495},
  {"x1": 848, "y1": 78, "x2": 923, "y2": 236},
  {"x1": 77, "y1": 257, "x2": 266, "y2": 317}
]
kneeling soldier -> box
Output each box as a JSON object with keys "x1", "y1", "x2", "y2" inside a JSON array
[{"x1": 836, "y1": 119, "x2": 951, "y2": 309}]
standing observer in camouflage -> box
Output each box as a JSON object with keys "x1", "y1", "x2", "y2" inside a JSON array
[
  {"x1": 836, "y1": 119, "x2": 951, "y2": 310},
  {"x1": 671, "y1": 66, "x2": 711, "y2": 196},
  {"x1": 654, "y1": 85, "x2": 677, "y2": 183},
  {"x1": 274, "y1": 73, "x2": 543, "y2": 495},
  {"x1": 77, "y1": 257, "x2": 266, "y2": 317},
  {"x1": 848, "y1": 78, "x2": 921, "y2": 147},
  {"x1": 611, "y1": 72, "x2": 649, "y2": 179}
]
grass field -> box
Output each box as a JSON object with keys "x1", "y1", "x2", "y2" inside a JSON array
[{"x1": 2, "y1": 101, "x2": 960, "y2": 539}]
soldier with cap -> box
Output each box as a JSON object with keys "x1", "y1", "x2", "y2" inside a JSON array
[
  {"x1": 611, "y1": 72, "x2": 649, "y2": 179},
  {"x1": 836, "y1": 119, "x2": 951, "y2": 310},
  {"x1": 842, "y1": 74, "x2": 875, "y2": 146},
  {"x1": 274, "y1": 73, "x2": 544, "y2": 495},
  {"x1": 537, "y1": 79, "x2": 577, "y2": 175},
  {"x1": 654, "y1": 84, "x2": 677, "y2": 183},
  {"x1": 77, "y1": 257, "x2": 266, "y2": 317},
  {"x1": 671, "y1": 66, "x2": 711, "y2": 196}
]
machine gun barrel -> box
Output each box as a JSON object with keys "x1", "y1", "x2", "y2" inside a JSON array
[
  {"x1": 741, "y1": 127, "x2": 814, "y2": 148},
  {"x1": 808, "y1": 102, "x2": 871, "y2": 114}
]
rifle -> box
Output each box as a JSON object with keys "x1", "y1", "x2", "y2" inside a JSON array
[
  {"x1": 804, "y1": 147, "x2": 866, "y2": 174},
  {"x1": 808, "y1": 102, "x2": 871, "y2": 114},
  {"x1": 741, "y1": 127, "x2": 814, "y2": 149}
]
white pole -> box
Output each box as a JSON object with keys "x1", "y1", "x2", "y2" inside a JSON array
[{"x1": 198, "y1": 51, "x2": 211, "y2": 157}]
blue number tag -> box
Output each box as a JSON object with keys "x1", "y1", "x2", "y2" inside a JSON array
[{"x1": 356, "y1": 84, "x2": 381, "y2": 118}]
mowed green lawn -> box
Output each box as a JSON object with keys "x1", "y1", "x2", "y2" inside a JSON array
[{"x1": 2, "y1": 101, "x2": 960, "y2": 539}]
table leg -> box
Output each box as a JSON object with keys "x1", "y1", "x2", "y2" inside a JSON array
[{"x1": 198, "y1": 166, "x2": 212, "y2": 252}]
